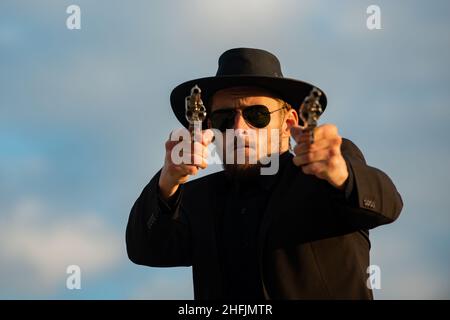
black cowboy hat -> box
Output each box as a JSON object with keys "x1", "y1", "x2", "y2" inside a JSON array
[{"x1": 170, "y1": 48, "x2": 327, "y2": 129}]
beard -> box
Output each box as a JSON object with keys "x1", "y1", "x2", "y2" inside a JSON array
[
  {"x1": 221, "y1": 145, "x2": 261, "y2": 182},
  {"x1": 222, "y1": 145, "x2": 278, "y2": 184},
  {"x1": 223, "y1": 161, "x2": 262, "y2": 182},
  {"x1": 219, "y1": 129, "x2": 283, "y2": 182}
]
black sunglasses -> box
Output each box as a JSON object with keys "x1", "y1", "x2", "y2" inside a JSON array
[{"x1": 209, "y1": 105, "x2": 286, "y2": 131}]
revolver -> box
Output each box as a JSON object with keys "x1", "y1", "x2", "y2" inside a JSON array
[
  {"x1": 185, "y1": 85, "x2": 207, "y2": 141},
  {"x1": 299, "y1": 87, "x2": 324, "y2": 144}
]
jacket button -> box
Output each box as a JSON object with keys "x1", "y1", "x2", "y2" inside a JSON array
[
  {"x1": 240, "y1": 207, "x2": 247, "y2": 214},
  {"x1": 363, "y1": 199, "x2": 376, "y2": 209}
]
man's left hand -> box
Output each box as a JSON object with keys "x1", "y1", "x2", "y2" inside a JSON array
[{"x1": 290, "y1": 124, "x2": 349, "y2": 190}]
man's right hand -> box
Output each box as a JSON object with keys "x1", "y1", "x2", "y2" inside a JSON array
[{"x1": 158, "y1": 128, "x2": 214, "y2": 201}]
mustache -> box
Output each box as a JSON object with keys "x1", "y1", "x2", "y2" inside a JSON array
[{"x1": 224, "y1": 130, "x2": 258, "y2": 150}]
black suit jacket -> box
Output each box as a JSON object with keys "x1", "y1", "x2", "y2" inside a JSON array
[{"x1": 126, "y1": 139, "x2": 403, "y2": 299}]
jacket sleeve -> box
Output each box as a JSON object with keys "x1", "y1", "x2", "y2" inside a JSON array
[
  {"x1": 125, "y1": 170, "x2": 192, "y2": 267},
  {"x1": 330, "y1": 138, "x2": 404, "y2": 230}
]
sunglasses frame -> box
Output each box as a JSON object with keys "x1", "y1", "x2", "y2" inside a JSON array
[{"x1": 209, "y1": 104, "x2": 287, "y2": 131}]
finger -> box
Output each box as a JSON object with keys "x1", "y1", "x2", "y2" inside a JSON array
[
  {"x1": 173, "y1": 140, "x2": 206, "y2": 155},
  {"x1": 170, "y1": 127, "x2": 191, "y2": 142},
  {"x1": 291, "y1": 123, "x2": 340, "y2": 143},
  {"x1": 165, "y1": 139, "x2": 180, "y2": 152},
  {"x1": 290, "y1": 125, "x2": 307, "y2": 144},
  {"x1": 327, "y1": 154, "x2": 343, "y2": 171},
  {"x1": 172, "y1": 164, "x2": 199, "y2": 177},
  {"x1": 292, "y1": 149, "x2": 330, "y2": 167},
  {"x1": 201, "y1": 129, "x2": 215, "y2": 146},
  {"x1": 312, "y1": 124, "x2": 339, "y2": 141},
  {"x1": 301, "y1": 161, "x2": 328, "y2": 179},
  {"x1": 180, "y1": 153, "x2": 208, "y2": 169},
  {"x1": 293, "y1": 138, "x2": 332, "y2": 156},
  {"x1": 167, "y1": 140, "x2": 209, "y2": 165},
  {"x1": 294, "y1": 129, "x2": 319, "y2": 146},
  {"x1": 191, "y1": 154, "x2": 208, "y2": 169},
  {"x1": 296, "y1": 128, "x2": 316, "y2": 144},
  {"x1": 192, "y1": 141, "x2": 209, "y2": 158},
  {"x1": 329, "y1": 139, "x2": 343, "y2": 157},
  {"x1": 293, "y1": 136, "x2": 342, "y2": 156}
]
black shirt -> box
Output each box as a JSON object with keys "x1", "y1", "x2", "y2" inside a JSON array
[
  {"x1": 218, "y1": 175, "x2": 268, "y2": 299},
  {"x1": 217, "y1": 152, "x2": 292, "y2": 299}
]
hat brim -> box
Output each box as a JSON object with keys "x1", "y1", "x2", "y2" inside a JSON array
[{"x1": 170, "y1": 75, "x2": 327, "y2": 129}]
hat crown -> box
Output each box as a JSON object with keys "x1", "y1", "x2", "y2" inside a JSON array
[
  {"x1": 170, "y1": 47, "x2": 327, "y2": 129},
  {"x1": 216, "y1": 48, "x2": 284, "y2": 78}
]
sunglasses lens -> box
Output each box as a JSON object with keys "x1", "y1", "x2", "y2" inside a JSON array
[
  {"x1": 243, "y1": 105, "x2": 270, "y2": 128},
  {"x1": 210, "y1": 105, "x2": 273, "y2": 130},
  {"x1": 210, "y1": 109, "x2": 235, "y2": 131}
]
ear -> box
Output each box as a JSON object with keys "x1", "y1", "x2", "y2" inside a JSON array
[{"x1": 282, "y1": 109, "x2": 298, "y2": 138}]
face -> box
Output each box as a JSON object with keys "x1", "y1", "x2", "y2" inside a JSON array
[{"x1": 208, "y1": 86, "x2": 298, "y2": 176}]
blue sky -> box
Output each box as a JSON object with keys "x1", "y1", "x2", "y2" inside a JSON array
[{"x1": 0, "y1": 0, "x2": 449, "y2": 299}]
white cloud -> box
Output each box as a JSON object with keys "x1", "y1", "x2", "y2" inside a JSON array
[{"x1": 0, "y1": 197, "x2": 122, "y2": 297}]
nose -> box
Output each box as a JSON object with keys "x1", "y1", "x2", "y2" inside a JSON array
[{"x1": 233, "y1": 110, "x2": 249, "y2": 130}]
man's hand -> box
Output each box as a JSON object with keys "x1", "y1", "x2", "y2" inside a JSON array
[
  {"x1": 290, "y1": 124, "x2": 348, "y2": 190},
  {"x1": 158, "y1": 128, "x2": 214, "y2": 200}
]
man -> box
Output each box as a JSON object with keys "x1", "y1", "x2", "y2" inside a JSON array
[{"x1": 126, "y1": 48, "x2": 403, "y2": 299}]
